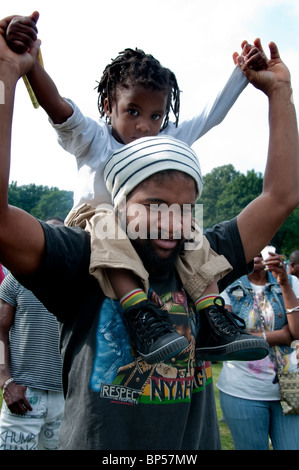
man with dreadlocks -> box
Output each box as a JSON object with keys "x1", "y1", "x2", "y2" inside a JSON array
[{"x1": 4, "y1": 11, "x2": 269, "y2": 365}]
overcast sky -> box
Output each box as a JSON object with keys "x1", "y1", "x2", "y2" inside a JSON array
[{"x1": 3, "y1": 0, "x2": 299, "y2": 191}]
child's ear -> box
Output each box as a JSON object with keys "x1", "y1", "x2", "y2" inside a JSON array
[{"x1": 103, "y1": 98, "x2": 111, "y2": 116}]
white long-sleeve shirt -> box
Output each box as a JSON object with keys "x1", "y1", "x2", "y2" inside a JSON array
[{"x1": 51, "y1": 65, "x2": 248, "y2": 209}]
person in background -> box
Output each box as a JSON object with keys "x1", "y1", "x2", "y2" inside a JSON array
[
  {"x1": 288, "y1": 250, "x2": 299, "y2": 279},
  {"x1": 0, "y1": 218, "x2": 65, "y2": 450},
  {"x1": 217, "y1": 250, "x2": 299, "y2": 450},
  {"x1": 45, "y1": 216, "x2": 65, "y2": 226}
]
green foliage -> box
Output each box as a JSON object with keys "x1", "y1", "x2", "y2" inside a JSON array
[
  {"x1": 8, "y1": 182, "x2": 73, "y2": 221},
  {"x1": 31, "y1": 189, "x2": 74, "y2": 220},
  {"x1": 200, "y1": 165, "x2": 298, "y2": 257},
  {"x1": 212, "y1": 362, "x2": 234, "y2": 450},
  {"x1": 199, "y1": 164, "x2": 239, "y2": 229},
  {"x1": 217, "y1": 169, "x2": 263, "y2": 222},
  {"x1": 272, "y1": 206, "x2": 299, "y2": 257},
  {"x1": 200, "y1": 165, "x2": 263, "y2": 228},
  {"x1": 8, "y1": 182, "x2": 49, "y2": 214}
]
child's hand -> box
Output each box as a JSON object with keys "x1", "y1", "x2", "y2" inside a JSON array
[
  {"x1": 233, "y1": 40, "x2": 291, "y2": 97},
  {"x1": 0, "y1": 28, "x2": 40, "y2": 79},
  {"x1": 233, "y1": 38, "x2": 268, "y2": 71},
  {"x1": 6, "y1": 11, "x2": 39, "y2": 54}
]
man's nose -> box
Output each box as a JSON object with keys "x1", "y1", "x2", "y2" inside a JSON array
[
  {"x1": 169, "y1": 212, "x2": 184, "y2": 238},
  {"x1": 156, "y1": 207, "x2": 183, "y2": 239}
]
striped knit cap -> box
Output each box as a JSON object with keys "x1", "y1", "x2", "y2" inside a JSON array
[{"x1": 104, "y1": 136, "x2": 203, "y2": 208}]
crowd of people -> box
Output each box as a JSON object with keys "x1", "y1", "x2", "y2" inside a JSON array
[{"x1": 0, "y1": 11, "x2": 298, "y2": 451}]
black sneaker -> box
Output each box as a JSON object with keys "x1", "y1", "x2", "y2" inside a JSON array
[
  {"x1": 123, "y1": 300, "x2": 189, "y2": 364},
  {"x1": 195, "y1": 297, "x2": 269, "y2": 361}
]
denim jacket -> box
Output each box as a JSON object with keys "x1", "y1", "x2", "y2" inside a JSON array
[{"x1": 225, "y1": 271, "x2": 294, "y2": 356}]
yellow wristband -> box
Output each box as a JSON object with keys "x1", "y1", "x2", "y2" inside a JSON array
[{"x1": 22, "y1": 48, "x2": 44, "y2": 109}]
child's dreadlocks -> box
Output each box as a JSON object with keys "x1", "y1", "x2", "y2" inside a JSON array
[{"x1": 97, "y1": 48, "x2": 180, "y2": 130}]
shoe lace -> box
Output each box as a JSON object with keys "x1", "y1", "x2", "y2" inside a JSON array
[
  {"x1": 133, "y1": 304, "x2": 174, "y2": 344},
  {"x1": 210, "y1": 297, "x2": 246, "y2": 335}
]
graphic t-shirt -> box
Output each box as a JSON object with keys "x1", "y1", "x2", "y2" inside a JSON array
[{"x1": 18, "y1": 217, "x2": 250, "y2": 450}]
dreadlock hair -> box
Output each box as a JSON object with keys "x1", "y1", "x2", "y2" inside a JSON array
[{"x1": 97, "y1": 48, "x2": 180, "y2": 130}]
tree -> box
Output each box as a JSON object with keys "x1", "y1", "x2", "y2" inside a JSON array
[
  {"x1": 200, "y1": 164, "x2": 298, "y2": 257},
  {"x1": 271, "y1": 206, "x2": 299, "y2": 257},
  {"x1": 8, "y1": 182, "x2": 74, "y2": 221},
  {"x1": 8, "y1": 182, "x2": 51, "y2": 214},
  {"x1": 216, "y1": 169, "x2": 263, "y2": 222},
  {"x1": 199, "y1": 164, "x2": 239, "y2": 229},
  {"x1": 31, "y1": 189, "x2": 73, "y2": 220},
  {"x1": 199, "y1": 165, "x2": 263, "y2": 229}
]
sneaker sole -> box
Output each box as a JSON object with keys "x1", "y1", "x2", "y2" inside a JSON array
[
  {"x1": 138, "y1": 336, "x2": 189, "y2": 364},
  {"x1": 196, "y1": 338, "x2": 269, "y2": 361}
]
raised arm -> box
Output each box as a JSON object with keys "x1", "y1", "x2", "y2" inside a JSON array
[
  {"x1": 0, "y1": 31, "x2": 46, "y2": 277},
  {"x1": 4, "y1": 11, "x2": 72, "y2": 123},
  {"x1": 187, "y1": 41, "x2": 267, "y2": 142},
  {"x1": 263, "y1": 253, "x2": 299, "y2": 340},
  {"x1": 236, "y1": 40, "x2": 299, "y2": 263}
]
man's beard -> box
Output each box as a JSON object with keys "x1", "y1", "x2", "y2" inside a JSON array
[{"x1": 130, "y1": 237, "x2": 185, "y2": 276}]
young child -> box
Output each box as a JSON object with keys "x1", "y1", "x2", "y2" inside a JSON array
[{"x1": 4, "y1": 11, "x2": 268, "y2": 364}]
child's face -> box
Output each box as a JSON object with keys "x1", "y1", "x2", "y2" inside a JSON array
[{"x1": 104, "y1": 85, "x2": 168, "y2": 144}]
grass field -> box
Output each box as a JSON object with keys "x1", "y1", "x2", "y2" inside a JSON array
[
  {"x1": 0, "y1": 363, "x2": 234, "y2": 450},
  {"x1": 211, "y1": 362, "x2": 235, "y2": 450}
]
